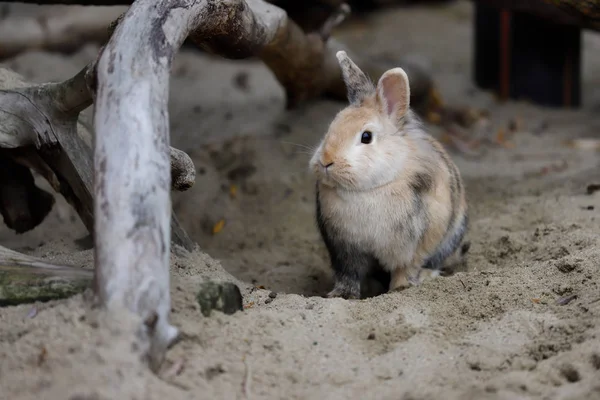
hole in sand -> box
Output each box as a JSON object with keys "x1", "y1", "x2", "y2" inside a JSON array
[{"x1": 559, "y1": 364, "x2": 581, "y2": 383}]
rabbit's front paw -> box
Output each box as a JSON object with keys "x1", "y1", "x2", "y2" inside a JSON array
[
  {"x1": 389, "y1": 269, "x2": 418, "y2": 292},
  {"x1": 327, "y1": 282, "x2": 360, "y2": 299}
]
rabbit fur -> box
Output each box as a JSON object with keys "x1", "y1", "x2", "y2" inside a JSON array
[{"x1": 310, "y1": 51, "x2": 468, "y2": 299}]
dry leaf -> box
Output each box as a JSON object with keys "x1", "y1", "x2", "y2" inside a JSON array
[
  {"x1": 429, "y1": 87, "x2": 444, "y2": 109},
  {"x1": 244, "y1": 302, "x2": 255, "y2": 309},
  {"x1": 495, "y1": 128, "x2": 514, "y2": 148},
  {"x1": 531, "y1": 298, "x2": 540, "y2": 304},
  {"x1": 496, "y1": 128, "x2": 506, "y2": 143},
  {"x1": 427, "y1": 111, "x2": 442, "y2": 125},
  {"x1": 37, "y1": 346, "x2": 48, "y2": 366},
  {"x1": 212, "y1": 219, "x2": 225, "y2": 235}
]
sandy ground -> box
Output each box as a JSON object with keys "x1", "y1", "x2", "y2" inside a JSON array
[{"x1": 1, "y1": 1, "x2": 600, "y2": 399}]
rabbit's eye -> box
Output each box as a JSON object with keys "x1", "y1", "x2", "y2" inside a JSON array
[{"x1": 361, "y1": 131, "x2": 373, "y2": 144}]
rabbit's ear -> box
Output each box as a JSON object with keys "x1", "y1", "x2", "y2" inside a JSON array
[
  {"x1": 376, "y1": 68, "x2": 410, "y2": 123},
  {"x1": 336, "y1": 51, "x2": 375, "y2": 106}
]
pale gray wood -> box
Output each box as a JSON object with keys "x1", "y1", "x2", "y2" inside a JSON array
[
  {"x1": 93, "y1": 0, "x2": 208, "y2": 372},
  {"x1": 0, "y1": 66, "x2": 196, "y2": 248}
]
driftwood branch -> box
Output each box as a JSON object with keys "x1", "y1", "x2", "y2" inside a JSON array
[
  {"x1": 191, "y1": 0, "x2": 432, "y2": 109},
  {"x1": 107, "y1": 0, "x2": 436, "y2": 111},
  {"x1": 0, "y1": 244, "x2": 93, "y2": 306},
  {"x1": 0, "y1": 6, "x2": 127, "y2": 60},
  {"x1": 93, "y1": 0, "x2": 202, "y2": 372},
  {"x1": 0, "y1": 66, "x2": 196, "y2": 246},
  {"x1": 1, "y1": 0, "x2": 435, "y2": 110}
]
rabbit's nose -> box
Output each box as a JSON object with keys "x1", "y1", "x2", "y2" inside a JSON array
[{"x1": 320, "y1": 161, "x2": 334, "y2": 169}]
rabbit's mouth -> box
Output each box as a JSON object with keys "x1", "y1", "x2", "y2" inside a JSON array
[{"x1": 319, "y1": 169, "x2": 359, "y2": 191}]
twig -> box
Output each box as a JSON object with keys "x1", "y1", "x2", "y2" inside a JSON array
[
  {"x1": 243, "y1": 355, "x2": 252, "y2": 399},
  {"x1": 319, "y1": 3, "x2": 350, "y2": 40}
]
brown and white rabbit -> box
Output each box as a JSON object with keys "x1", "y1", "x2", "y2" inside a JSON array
[{"x1": 310, "y1": 51, "x2": 468, "y2": 299}]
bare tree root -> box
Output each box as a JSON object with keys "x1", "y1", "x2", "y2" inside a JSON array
[
  {"x1": 0, "y1": 66, "x2": 196, "y2": 249},
  {"x1": 0, "y1": 5, "x2": 128, "y2": 60},
  {"x1": 0, "y1": 244, "x2": 93, "y2": 306},
  {"x1": 191, "y1": 0, "x2": 434, "y2": 109},
  {"x1": 105, "y1": 0, "x2": 434, "y2": 110}
]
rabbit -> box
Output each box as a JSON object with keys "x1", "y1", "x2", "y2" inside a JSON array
[{"x1": 309, "y1": 51, "x2": 468, "y2": 299}]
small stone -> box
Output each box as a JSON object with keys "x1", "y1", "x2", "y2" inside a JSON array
[
  {"x1": 268, "y1": 291, "x2": 277, "y2": 299},
  {"x1": 367, "y1": 332, "x2": 376, "y2": 340},
  {"x1": 196, "y1": 281, "x2": 243, "y2": 317},
  {"x1": 265, "y1": 298, "x2": 273, "y2": 304}
]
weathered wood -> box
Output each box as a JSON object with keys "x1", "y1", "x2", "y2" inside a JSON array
[
  {"x1": 93, "y1": 0, "x2": 203, "y2": 372},
  {"x1": 0, "y1": 244, "x2": 93, "y2": 306},
  {"x1": 187, "y1": 0, "x2": 359, "y2": 108},
  {"x1": 170, "y1": 147, "x2": 195, "y2": 192},
  {"x1": 107, "y1": 0, "x2": 433, "y2": 111},
  {"x1": 0, "y1": 66, "x2": 196, "y2": 247},
  {"x1": 0, "y1": 66, "x2": 96, "y2": 229}
]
